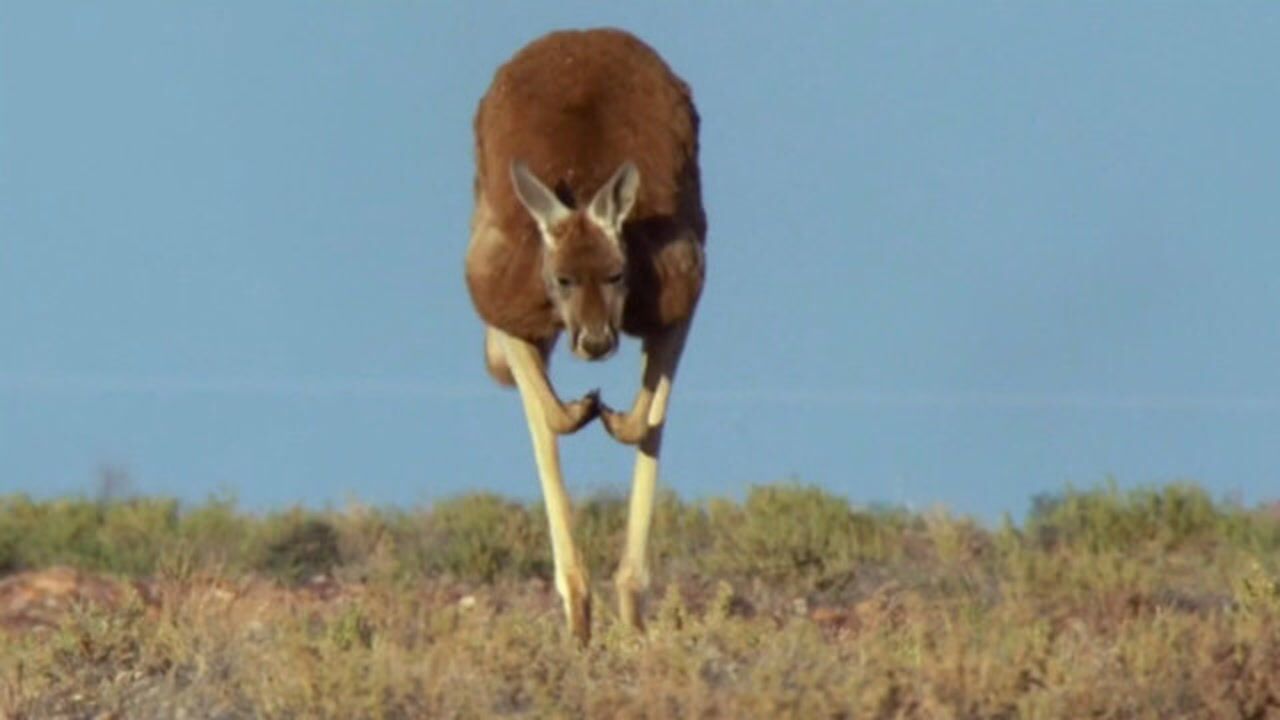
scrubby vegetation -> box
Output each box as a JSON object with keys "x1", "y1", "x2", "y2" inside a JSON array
[{"x1": 1, "y1": 481, "x2": 1278, "y2": 718}]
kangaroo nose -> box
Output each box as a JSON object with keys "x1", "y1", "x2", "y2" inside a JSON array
[{"x1": 576, "y1": 328, "x2": 616, "y2": 360}]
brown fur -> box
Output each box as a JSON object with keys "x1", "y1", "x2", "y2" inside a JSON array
[{"x1": 465, "y1": 28, "x2": 706, "y2": 347}]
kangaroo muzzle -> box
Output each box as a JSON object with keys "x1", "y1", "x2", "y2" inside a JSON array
[{"x1": 574, "y1": 327, "x2": 617, "y2": 360}]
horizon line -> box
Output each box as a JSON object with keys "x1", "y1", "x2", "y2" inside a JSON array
[{"x1": 2, "y1": 374, "x2": 1277, "y2": 411}]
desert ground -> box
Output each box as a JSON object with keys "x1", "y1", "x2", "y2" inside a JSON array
[{"x1": 2, "y1": 482, "x2": 1278, "y2": 718}]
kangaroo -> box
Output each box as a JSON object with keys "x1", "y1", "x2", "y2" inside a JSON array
[{"x1": 465, "y1": 28, "x2": 706, "y2": 644}]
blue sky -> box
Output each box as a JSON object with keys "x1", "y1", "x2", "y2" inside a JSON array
[{"x1": 2, "y1": 3, "x2": 1277, "y2": 520}]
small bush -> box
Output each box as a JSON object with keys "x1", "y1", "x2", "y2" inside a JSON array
[
  {"x1": 0, "y1": 496, "x2": 105, "y2": 569},
  {"x1": 327, "y1": 503, "x2": 418, "y2": 584},
  {"x1": 0, "y1": 523, "x2": 17, "y2": 573},
  {"x1": 1028, "y1": 481, "x2": 1226, "y2": 552},
  {"x1": 255, "y1": 513, "x2": 343, "y2": 585},
  {"x1": 422, "y1": 494, "x2": 549, "y2": 582},
  {"x1": 0, "y1": 495, "x2": 179, "y2": 574},
  {"x1": 573, "y1": 494, "x2": 628, "y2": 579},
  {"x1": 649, "y1": 489, "x2": 715, "y2": 579},
  {"x1": 177, "y1": 496, "x2": 251, "y2": 570},
  {"x1": 97, "y1": 498, "x2": 180, "y2": 574},
  {"x1": 705, "y1": 484, "x2": 905, "y2": 584},
  {"x1": 1233, "y1": 560, "x2": 1280, "y2": 617}
]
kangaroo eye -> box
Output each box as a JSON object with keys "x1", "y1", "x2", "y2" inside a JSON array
[
  {"x1": 605, "y1": 273, "x2": 624, "y2": 285},
  {"x1": 556, "y1": 276, "x2": 574, "y2": 289}
]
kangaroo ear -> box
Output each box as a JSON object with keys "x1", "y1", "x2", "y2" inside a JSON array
[
  {"x1": 511, "y1": 161, "x2": 570, "y2": 240},
  {"x1": 587, "y1": 161, "x2": 640, "y2": 235}
]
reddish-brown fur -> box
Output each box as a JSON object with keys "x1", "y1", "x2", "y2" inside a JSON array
[{"x1": 466, "y1": 28, "x2": 706, "y2": 346}]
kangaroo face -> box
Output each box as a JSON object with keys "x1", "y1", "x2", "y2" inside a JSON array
[{"x1": 511, "y1": 161, "x2": 640, "y2": 360}]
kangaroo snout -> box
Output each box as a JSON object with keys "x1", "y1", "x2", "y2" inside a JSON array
[{"x1": 574, "y1": 327, "x2": 617, "y2": 360}]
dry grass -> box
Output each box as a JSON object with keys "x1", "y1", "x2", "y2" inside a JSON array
[{"x1": 1, "y1": 482, "x2": 1279, "y2": 718}]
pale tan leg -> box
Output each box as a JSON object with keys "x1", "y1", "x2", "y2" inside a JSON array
[
  {"x1": 500, "y1": 331, "x2": 600, "y2": 434},
  {"x1": 500, "y1": 331, "x2": 594, "y2": 645},
  {"x1": 600, "y1": 320, "x2": 690, "y2": 446},
  {"x1": 607, "y1": 320, "x2": 691, "y2": 631}
]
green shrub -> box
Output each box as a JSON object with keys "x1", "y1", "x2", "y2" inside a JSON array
[
  {"x1": 0, "y1": 496, "x2": 103, "y2": 569},
  {"x1": 648, "y1": 489, "x2": 715, "y2": 578},
  {"x1": 95, "y1": 498, "x2": 180, "y2": 574},
  {"x1": 255, "y1": 512, "x2": 343, "y2": 585},
  {"x1": 0, "y1": 520, "x2": 17, "y2": 573},
  {"x1": 176, "y1": 496, "x2": 251, "y2": 570},
  {"x1": 0, "y1": 495, "x2": 178, "y2": 574},
  {"x1": 422, "y1": 494, "x2": 549, "y2": 582},
  {"x1": 704, "y1": 484, "x2": 905, "y2": 584},
  {"x1": 573, "y1": 493, "x2": 628, "y2": 579},
  {"x1": 1028, "y1": 481, "x2": 1229, "y2": 552}
]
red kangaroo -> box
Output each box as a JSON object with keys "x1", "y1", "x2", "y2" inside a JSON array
[{"x1": 465, "y1": 28, "x2": 706, "y2": 644}]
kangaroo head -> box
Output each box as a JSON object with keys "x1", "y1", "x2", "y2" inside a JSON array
[{"x1": 510, "y1": 160, "x2": 640, "y2": 360}]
